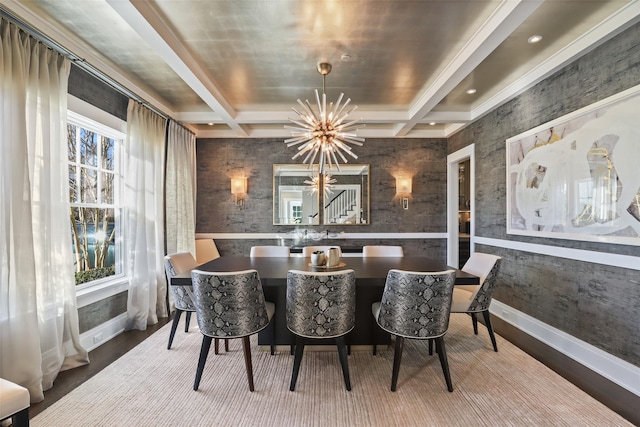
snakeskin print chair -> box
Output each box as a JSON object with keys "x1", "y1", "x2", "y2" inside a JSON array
[
  {"x1": 372, "y1": 269, "x2": 457, "y2": 392},
  {"x1": 191, "y1": 269, "x2": 275, "y2": 392},
  {"x1": 286, "y1": 269, "x2": 356, "y2": 391},
  {"x1": 164, "y1": 253, "x2": 199, "y2": 350},
  {"x1": 362, "y1": 245, "x2": 404, "y2": 257},
  {"x1": 450, "y1": 253, "x2": 502, "y2": 351}
]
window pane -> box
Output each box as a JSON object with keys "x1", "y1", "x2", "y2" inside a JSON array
[
  {"x1": 101, "y1": 172, "x2": 114, "y2": 204},
  {"x1": 69, "y1": 165, "x2": 77, "y2": 203},
  {"x1": 67, "y1": 124, "x2": 77, "y2": 162},
  {"x1": 81, "y1": 168, "x2": 98, "y2": 204},
  {"x1": 70, "y1": 207, "x2": 118, "y2": 285},
  {"x1": 101, "y1": 136, "x2": 115, "y2": 171},
  {"x1": 80, "y1": 128, "x2": 98, "y2": 167}
]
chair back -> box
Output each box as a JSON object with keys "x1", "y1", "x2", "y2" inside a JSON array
[
  {"x1": 195, "y1": 239, "x2": 221, "y2": 264},
  {"x1": 462, "y1": 253, "x2": 501, "y2": 312},
  {"x1": 191, "y1": 269, "x2": 271, "y2": 338},
  {"x1": 250, "y1": 246, "x2": 290, "y2": 257},
  {"x1": 301, "y1": 246, "x2": 342, "y2": 257},
  {"x1": 362, "y1": 245, "x2": 404, "y2": 257},
  {"x1": 286, "y1": 270, "x2": 356, "y2": 338},
  {"x1": 376, "y1": 269, "x2": 456, "y2": 339},
  {"x1": 164, "y1": 252, "x2": 199, "y2": 311}
]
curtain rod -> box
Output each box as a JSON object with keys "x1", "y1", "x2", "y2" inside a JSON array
[{"x1": 1, "y1": 6, "x2": 175, "y2": 125}]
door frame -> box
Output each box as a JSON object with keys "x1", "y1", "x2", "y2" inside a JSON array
[{"x1": 447, "y1": 144, "x2": 475, "y2": 268}]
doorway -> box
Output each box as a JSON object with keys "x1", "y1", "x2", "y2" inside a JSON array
[{"x1": 447, "y1": 145, "x2": 474, "y2": 269}]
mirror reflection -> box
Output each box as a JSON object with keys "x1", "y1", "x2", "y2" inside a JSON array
[
  {"x1": 323, "y1": 164, "x2": 369, "y2": 225},
  {"x1": 273, "y1": 164, "x2": 320, "y2": 225}
]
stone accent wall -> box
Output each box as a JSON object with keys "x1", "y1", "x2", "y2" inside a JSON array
[{"x1": 448, "y1": 23, "x2": 640, "y2": 366}]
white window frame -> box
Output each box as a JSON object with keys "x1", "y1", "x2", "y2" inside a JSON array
[{"x1": 68, "y1": 96, "x2": 129, "y2": 308}]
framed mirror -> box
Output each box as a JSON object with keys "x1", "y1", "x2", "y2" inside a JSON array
[
  {"x1": 323, "y1": 164, "x2": 369, "y2": 225},
  {"x1": 273, "y1": 164, "x2": 320, "y2": 225}
]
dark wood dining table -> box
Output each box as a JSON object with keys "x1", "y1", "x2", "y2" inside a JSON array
[{"x1": 170, "y1": 256, "x2": 479, "y2": 348}]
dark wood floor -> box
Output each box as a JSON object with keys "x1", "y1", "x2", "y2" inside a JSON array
[
  {"x1": 29, "y1": 314, "x2": 639, "y2": 426},
  {"x1": 29, "y1": 316, "x2": 171, "y2": 419}
]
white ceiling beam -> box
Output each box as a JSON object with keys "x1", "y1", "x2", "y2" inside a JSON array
[
  {"x1": 393, "y1": 0, "x2": 543, "y2": 137},
  {"x1": 106, "y1": 0, "x2": 249, "y2": 136}
]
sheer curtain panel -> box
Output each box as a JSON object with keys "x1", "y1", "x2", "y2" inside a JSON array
[
  {"x1": 124, "y1": 100, "x2": 168, "y2": 330},
  {"x1": 0, "y1": 18, "x2": 89, "y2": 402},
  {"x1": 165, "y1": 121, "x2": 197, "y2": 257}
]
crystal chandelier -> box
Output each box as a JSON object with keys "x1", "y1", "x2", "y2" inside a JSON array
[
  {"x1": 304, "y1": 171, "x2": 336, "y2": 197},
  {"x1": 285, "y1": 62, "x2": 364, "y2": 175}
]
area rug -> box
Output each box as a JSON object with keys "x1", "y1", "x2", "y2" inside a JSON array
[{"x1": 32, "y1": 314, "x2": 630, "y2": 426}]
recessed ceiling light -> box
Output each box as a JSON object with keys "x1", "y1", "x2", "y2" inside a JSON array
[
  {"x1": 341, "y1": 53, "x2": 352, "y2": 61},
  {"x1": 466, "y1": 88, "x2": 477, "y2": 95},
  {"x1": 528, "y1": 35, "x2": 543, "y2": 44},
  {"x1": 207, "y1": 122, "x2": 214, "y2": 126},
  {"x1": 429, "y1": 122, "x2": 436, "y2": 126}
]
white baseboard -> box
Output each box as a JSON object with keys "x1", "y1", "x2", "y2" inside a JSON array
[
  {"x1": 79, "y1": 313, "x2": 128, "y2": 352},
  {"x1": 491, "y1": 300, "x2": 640, "y2": 397}
]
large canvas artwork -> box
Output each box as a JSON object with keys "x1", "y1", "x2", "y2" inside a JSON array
[{"x1": 506, "y1": 85, "x2": 640, "y2": 246}]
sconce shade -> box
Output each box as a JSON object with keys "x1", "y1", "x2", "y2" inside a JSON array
[
  {"x1": 396, "y1": 177, "x2": 412, "y2": 194},
  {"x1": 231, "y1": 178, "x2": 247, "y2": 194}
]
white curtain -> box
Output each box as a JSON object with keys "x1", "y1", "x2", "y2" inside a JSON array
[
  {"x1": 0, "y1": 18, "x2": 88, "y2": 402},
  {"x1": 165, "y1": 120, "x2": 197, "y2": 256},
  {"x1": 124, "y1": 100, "x2": 168, "y2": 330}
]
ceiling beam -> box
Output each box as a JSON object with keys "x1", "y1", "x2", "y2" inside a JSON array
[
  {"x1": 106, "y1": 0, "x2": 249, "y2": 136},
  {"x1": 393, "y1": 0, "x2": 543, "y2": 137}
]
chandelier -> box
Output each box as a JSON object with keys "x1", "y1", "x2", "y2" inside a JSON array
[
  {"x1": 285, "y1": 62, "x2": 364, "y2": 175},
  {"x1": 304, "y1": 171, "x2": 336, "y2": 197}
]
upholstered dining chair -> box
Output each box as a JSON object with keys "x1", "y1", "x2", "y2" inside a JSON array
[
  {"x1": 250, "y1": 245, "x2": 291, "y2": 257},
  {"x1": 164, "y1": 253, "x2": 228, "y2": 353},
  {"x1": 301, "y1": 246, "x2": 342, "y2": 257},
  {"x1": 362, "y1": 245, "x2": 404, "y2": 257},
  {"x1": 372, "y1": 269, "x2": 457, "y2": 392},
  {"x1": 164, "y1": 252, "x2": 199, "y2": 350},
  {"x1": 195, "y1": 238, "x2": 221, "y2": 265},
  {"x1": 191, "y1": 269, "x2": 275, "y2": 392},
  {"x1": 450, "y1": 252, "x2": 502, "y2": 352},
  {"x1": 286, "y1": 269, "x2": 356, "y2": 391}
]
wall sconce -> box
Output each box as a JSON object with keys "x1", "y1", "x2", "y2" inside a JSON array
[
  {"x1": 231, "y1": 177, "x2": 247, "y2": 209},
  {"x1": 396, "y1": 177, "x2": 412, "y2": 210}
]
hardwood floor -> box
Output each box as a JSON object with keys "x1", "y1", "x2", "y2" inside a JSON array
[{"x1": 29, "y1": 316, "x2": 171, "y2": 419}]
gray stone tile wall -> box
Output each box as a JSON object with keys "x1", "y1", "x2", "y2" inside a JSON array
[{"x1": 449, "y1": 23, "x2": 640, "y2": 366}]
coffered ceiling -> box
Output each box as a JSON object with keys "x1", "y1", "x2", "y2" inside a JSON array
[{"x1": 1, "y1": 0, "x2": 638, "y2": 138}]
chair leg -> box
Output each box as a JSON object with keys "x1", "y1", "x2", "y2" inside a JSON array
[
  {"x1": 224, "y1": 339, "x2": 229, "y2": 352},
  {"x1": 194, "y1": 335, "x2": 213, "y2": 390},
  {"x1": 428, "y1": 338, "x2": 434, "y2": 355},
  {"x1": 435, "y1": 336, "x2": 453, "y2": 392},
  {"x1": 482, "y1": 310, "x2": 499, "y2": 352},
  {"x1": 184, "y1": 311, "x2": 192, "y2": 332},
  {"x1": 242, "y1": 336, "x2": 255, "y2": 392},
  {"x1": 390, "y1": 335, "x2": 404, "y2": 392},
  {"x1": 289, "y1": 336, "x2": 305, "y2": 391},
  {"x1": 336, "y1": 336, "x2": 352, "y2": 391},
  {"x1": 13, "y1": 407, "x2": 29, "y2": 427},
  {"x1": 167, "y1": 309, "x2": 183, "y2": 349},
  {"x1": 372, "y1": 344, "x2": 377, "y2": 355},
  {"x1": 214, "y1": 338, "x2": 219, "y2": 355},
  {"x1": 471, "y1": 312, "x2": 479, "y2": 335}
]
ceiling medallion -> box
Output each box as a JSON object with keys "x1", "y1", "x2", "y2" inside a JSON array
[{"x1": 285, "y1": 62, "x2": 365, "y2": 175}]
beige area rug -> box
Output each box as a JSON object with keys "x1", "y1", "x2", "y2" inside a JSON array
[{"x1": 33, "y1": 314, "x2": 630, "y2": 427}]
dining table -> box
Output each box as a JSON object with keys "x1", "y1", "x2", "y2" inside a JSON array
[{"x1": 170, "y1": 256, "x2": 479, "y2": 348}]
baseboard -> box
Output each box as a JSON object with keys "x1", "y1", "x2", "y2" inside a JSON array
[
  {"x1": 79, "y1": 313, "x2": 128, "y2": 352},
  {"x1": 490, "y1": 300, "x2": 640, "y2": 425}
]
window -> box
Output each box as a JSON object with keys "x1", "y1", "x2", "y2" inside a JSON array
[{"x1": 68, "y1": 111, "x2": 124, "y2": 287}]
